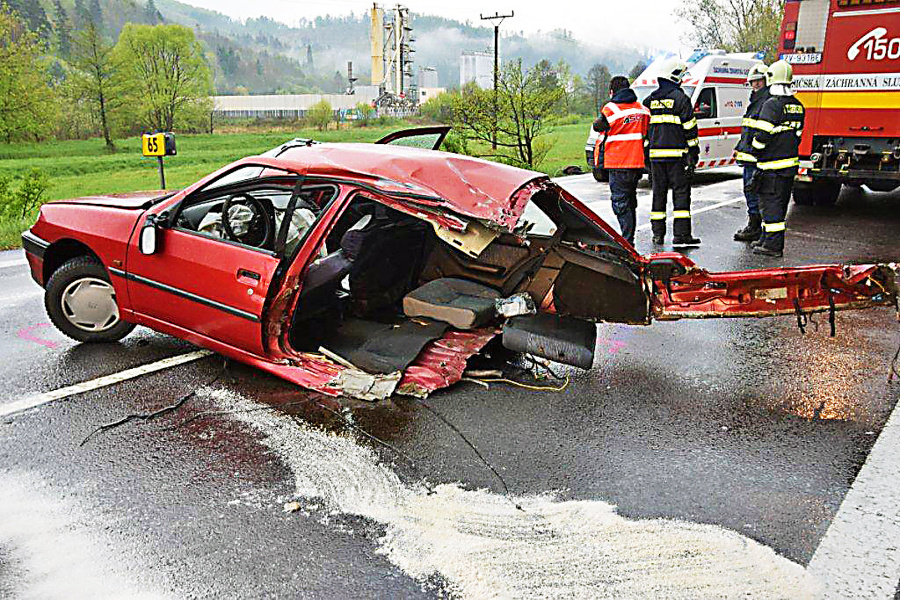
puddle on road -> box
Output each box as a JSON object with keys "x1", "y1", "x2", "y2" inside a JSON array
[
  {"x1": 207, "y1": 388, "x2": 819, "y2": 599},
  {"x1": 0, "y1": 471, "x2": 175, "y2": 600}
]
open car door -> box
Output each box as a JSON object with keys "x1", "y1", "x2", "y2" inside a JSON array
[
  {"x1": 646, "y1": 253, "x2": 898, "y2": 323},
  {"x1": 375, "y1": 126, "x2": 450, "y2": 150}
]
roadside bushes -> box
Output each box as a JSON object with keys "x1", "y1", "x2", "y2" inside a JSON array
[{"x1": 0, "y1": 168, "x2": 50, "y2": 219}]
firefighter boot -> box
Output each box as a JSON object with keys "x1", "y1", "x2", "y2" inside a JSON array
[
  {"x1": 734, "y1": 214, "x2": 762, "y2": 241},
  {"x1": 673, "y1": 235, "x2": 701, "y2": 247}
]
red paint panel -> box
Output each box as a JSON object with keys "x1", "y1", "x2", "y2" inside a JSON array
[
  {"x1": 697, "y1": 127, "x2": 742, "y2": 137},
  {"x1": 50, "y1": 190, "x2": 167, "y2": 210},
  {"x1": 397, "y1": 329, "x2": 499, "y2": 397}
]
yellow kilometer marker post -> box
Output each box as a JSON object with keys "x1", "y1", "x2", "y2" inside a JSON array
[{"x1": 141, "y1": 132, "x2": 177, "y2": 189}]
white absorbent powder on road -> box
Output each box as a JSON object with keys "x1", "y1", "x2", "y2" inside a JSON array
[
  {"x1": 206, "y1": 388, "x2": 819, "y2": 599},
  {"x1": 0, "y1": 471, "x2": 176, "y2": 600}
]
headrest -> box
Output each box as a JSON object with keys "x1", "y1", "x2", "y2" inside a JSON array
[{"x1": 339, "y1": 214, "x2": 373, "y2": 260}]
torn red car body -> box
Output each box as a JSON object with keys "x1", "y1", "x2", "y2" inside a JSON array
[{"x1": 23, "y1": 128, "x2": 899, "y2": 401}]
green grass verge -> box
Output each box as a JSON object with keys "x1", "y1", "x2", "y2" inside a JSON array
[{"x1": 0, "y1": 118, "x2": 594, "y2": 250}]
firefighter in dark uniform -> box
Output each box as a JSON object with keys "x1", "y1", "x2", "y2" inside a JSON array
[
  {"x1": 732, "y1": 62, "x2": 770, "y2": 241},
  {"x1": 748, "y1": 60, "x2": 805, "y2": 257},
  {"x1": 643, "y1": 58, "x2": 701, "y2": 247}
]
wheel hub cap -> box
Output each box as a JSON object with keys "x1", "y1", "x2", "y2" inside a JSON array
[{"x1": 61, "y1": 278, "x2": 119, "y2": 332}]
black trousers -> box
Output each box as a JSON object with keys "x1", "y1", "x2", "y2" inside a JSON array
[
  {"x1": 650, "y1": 160, "x2": 692, "y2": 238},
  {"x1": 757, "y1": 173, "x2": 794, "y2": 252},
  {"x1": 608, "y1": 168, "x2": 641, "y2": 245}
]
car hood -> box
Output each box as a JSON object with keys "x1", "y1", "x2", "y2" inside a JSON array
[
  {"x1": 271, "y1": 144, "x2": 544, "y2": 231},
  {"x1": 51, "y1": 190, "x2": 169, "y2": 210}
]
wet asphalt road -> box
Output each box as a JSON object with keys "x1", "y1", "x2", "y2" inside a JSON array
[{"x1": 1, "y1": 171, "x2": 899, "y2": 598}]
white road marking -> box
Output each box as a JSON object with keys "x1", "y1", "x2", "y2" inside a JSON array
[
  {"x1": 637, "y1": 198, "x2": 744, "y2": 231},
  {"x1": 0, "y1": 350, "x2": 213, "y2": 418},
  {"x1": 0, "y1": 257, "x2": 27, "y2": 269},
  {"x1": 806, "y1": 397, "x2": 900, "y2": 598}
]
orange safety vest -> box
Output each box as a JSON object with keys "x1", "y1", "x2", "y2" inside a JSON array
[{"x1": 596, "y1": 101, "x2": 650, "y2": 170}]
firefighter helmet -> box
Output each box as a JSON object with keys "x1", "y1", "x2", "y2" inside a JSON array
[
  {"x1": 766, "y1": 60, "x2": 793, "y2": 86},
  {"x1": 657, "y1": 58, "x2": 689, "y2": 85},
  {"x1": 746, "y1": 63, "x2": 767, "y2": 84}
]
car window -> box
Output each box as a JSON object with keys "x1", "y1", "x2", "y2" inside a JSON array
[
  {"x1": 518, "y1": 200, "x2": 557, "y2": 237},
  {"x1": 694, "y1": 88, "x2": 717, "y2": 119},
  {"x1": 174, "y1": 180, "x2": 337, "y2": 255},
  {"x1": 203, "y1": 165, "x2": 287, "y2": 192}
]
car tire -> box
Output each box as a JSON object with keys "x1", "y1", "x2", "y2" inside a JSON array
[
  {"x1": 793, "y1": 179, "x2": 841, "y2": 207},
  {"x1": 592, "y1": 166, "x2": 609, "y2": 183},
  {"x1": 45, "y1": 256, "x2": 136, "y2": 343}
]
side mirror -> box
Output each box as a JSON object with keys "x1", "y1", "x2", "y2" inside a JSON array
[{"x1": 139, "y1": 216, "x2": 160, "y2": 255}]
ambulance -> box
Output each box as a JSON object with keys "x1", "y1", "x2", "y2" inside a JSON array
[
  {"x1": 779, "y1": 0, "x2": 900, "y2": 205},
  {"x1": 585, "y1": 51, "x2": 764, "y2": 181}
]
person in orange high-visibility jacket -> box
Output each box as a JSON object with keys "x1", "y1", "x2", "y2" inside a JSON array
[{"x1": 592, "y1": 75, "x2": 650, "y2": 245}]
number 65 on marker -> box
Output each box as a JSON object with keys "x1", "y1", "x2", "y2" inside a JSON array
[{"x1": 142, "y1": 132, "x2": 177, "y2": 157}]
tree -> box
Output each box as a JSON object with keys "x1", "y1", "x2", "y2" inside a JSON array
[
  {"x1": 675, "y1": 0, "x2": 785, "y2": 62},
  {"x1": 586, "y1": 63, "x2": 611, "y2": 115},
  {"x1": 52, "y1": 0, "x2": 71, "y2": 58},
  {"x1": 0, "y1": 9, "x2": 58, "y2": 142},
  {"x1": 4, "y1": 0, "x2": 51, "y2": 38},
  {"x1": 88, "y1": 0, "x2": 102, "y2": 27},
  {"x1": 628, "y1": 61, "x2": 647, "y2": 81},
  {"x1": 307, "y1": 100, "x2": 332, "y2": 131},
  {"x1": 113, "y1": 24, "x2": 214, "y2": 132},
  {"x1": 145, "y1": 0, "x2": 163, "y2": 25},
  {"x1": 452, "y1": 59, "x2": 563, "y2": 169},
  {"x1": 71, "y1": 19, "x2": 117, "y2": 149}
]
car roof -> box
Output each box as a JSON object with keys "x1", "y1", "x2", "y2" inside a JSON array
[{"x1": 265, "y1": 142, "x2": 546, "y2": 231}]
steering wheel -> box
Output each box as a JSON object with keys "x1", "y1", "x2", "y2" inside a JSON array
[{"x1": 221, "y1": 193, "x2": 274, "y2": 248}]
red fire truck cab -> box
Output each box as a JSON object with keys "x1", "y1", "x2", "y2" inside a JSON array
[{"x1": 779, "y1": 0, "x2": 900, "y2": 205}]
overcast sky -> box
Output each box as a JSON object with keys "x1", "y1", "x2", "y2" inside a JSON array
[{"x1": 176, "y1": 0, "x2": 691, "y2": 52}]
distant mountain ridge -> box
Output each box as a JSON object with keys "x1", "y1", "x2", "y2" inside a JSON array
[{"x1": 36, "y1": 0, "x2": 650, "y2": 95}]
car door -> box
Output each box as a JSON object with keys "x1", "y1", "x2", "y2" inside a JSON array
[
  {"x1": 716, "y1": 85, "x2": 751, "y2": 165},
  {"x1": 375, "y1": 126, "x2": 450, "y2": 149},
  {"x1": 124, "y1": 168, "x2": 295, "y2": 356},
  {"x1": 693, "y1": 87, "x2": 722, "y2": 166}
]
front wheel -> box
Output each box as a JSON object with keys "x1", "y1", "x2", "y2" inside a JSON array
[{"x1": 45, "y1": 256, "x2": 136, "y2": 343}]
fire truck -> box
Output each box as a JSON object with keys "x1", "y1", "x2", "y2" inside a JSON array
[{"x1": 779, "y1": 0, "x2": 900, "y2": 205}]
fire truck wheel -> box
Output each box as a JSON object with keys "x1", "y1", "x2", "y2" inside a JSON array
[{"x1": 793, "y1": 179, "x2": 841, "y2": 207}]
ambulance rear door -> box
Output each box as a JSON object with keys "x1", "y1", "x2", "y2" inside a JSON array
[
  {"x1": 692, "y1": 86, "x2": 729, "y2": 167},
  {"x1": 716, "y1": 85, "x2": 750, "y2": 166}
]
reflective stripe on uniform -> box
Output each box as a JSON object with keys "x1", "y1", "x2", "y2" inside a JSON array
[
  {"x1": 650, "y1": 114, "x2": 682, "y2": 125},
  {"x1": 649, "y1": 148, "x2": 687, "y2": 158},
  {"x1": 734, "y1": 151, "x2": 757, "y2": 162},
  {"x1": 604, "y1": 107, "x2": 650, "y2": 123},
  {"x1": 758, "y1": 157, "x2": 799, "y2": 170},
  {"x1": 687, "y1": 138, "x2": 699, "y2": 147},
  {"x1": 682, "y1": 118, "x2": 697, "y2": 130},
  {"x1": 754, "y1": 120, "x2": 776, "y2": 133},
  {"x1": 752, "y1": 138, "x2": 767, "y2": 150},
  {"x1": 742, "y1": 117, "x2": 766, "y2": 130},
  {"x1": 650, "y1": 211, "x2": 666, "y2": 220},
  {"x1": 673, "y1": 210, "x2": 691, "y2": 219},
  {"x1": 606, "y1": 133, "x2": 644, "y2": 142},
  {"x1": 764, "y1": 221, "x2": 786, "y2": 232}
]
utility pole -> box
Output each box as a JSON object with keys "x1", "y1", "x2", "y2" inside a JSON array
[{"x1": 480, "y1": 11, "x2": 513, "y2": 150}]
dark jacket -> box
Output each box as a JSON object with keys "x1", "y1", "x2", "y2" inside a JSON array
[
  {"x1": 734, "y1": 86, "x2": 771, "y2": 165},
  {"x1": 750, "y1": 93, "x2": 805, "y2": 175},
  {"x1": 642, "y1": 79, "x2": 699, "y2": 162},
  {"x1": 592, "y1": 88, "x2": 639, "y2": 133}
]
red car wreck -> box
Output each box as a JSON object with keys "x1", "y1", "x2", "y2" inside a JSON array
[{"x1": 22, "y1": 128, "x2": 899, "y2": 400}]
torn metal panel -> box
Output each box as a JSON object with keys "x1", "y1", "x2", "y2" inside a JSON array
[
  {"x1": 396, "y1": 329, "x2": 499, "y2": 398},
  {"x1": 652, "y1": 261, "x2": 898, "y2": 320},
  {"x1": 431, "y1": 219, "x2": 499, "y2": 259}
]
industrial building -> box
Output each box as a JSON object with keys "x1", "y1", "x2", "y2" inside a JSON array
[
  {"x1": 460, "y1": 51, "x2": 494, "y2": 89},
  {"x1": 212, "y1": 88, "x2": 379, "y2": 120}
]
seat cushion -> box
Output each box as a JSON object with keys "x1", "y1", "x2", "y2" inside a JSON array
[{"x1": 403, "y1": 278, "x2": 501, "y2": 330}]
